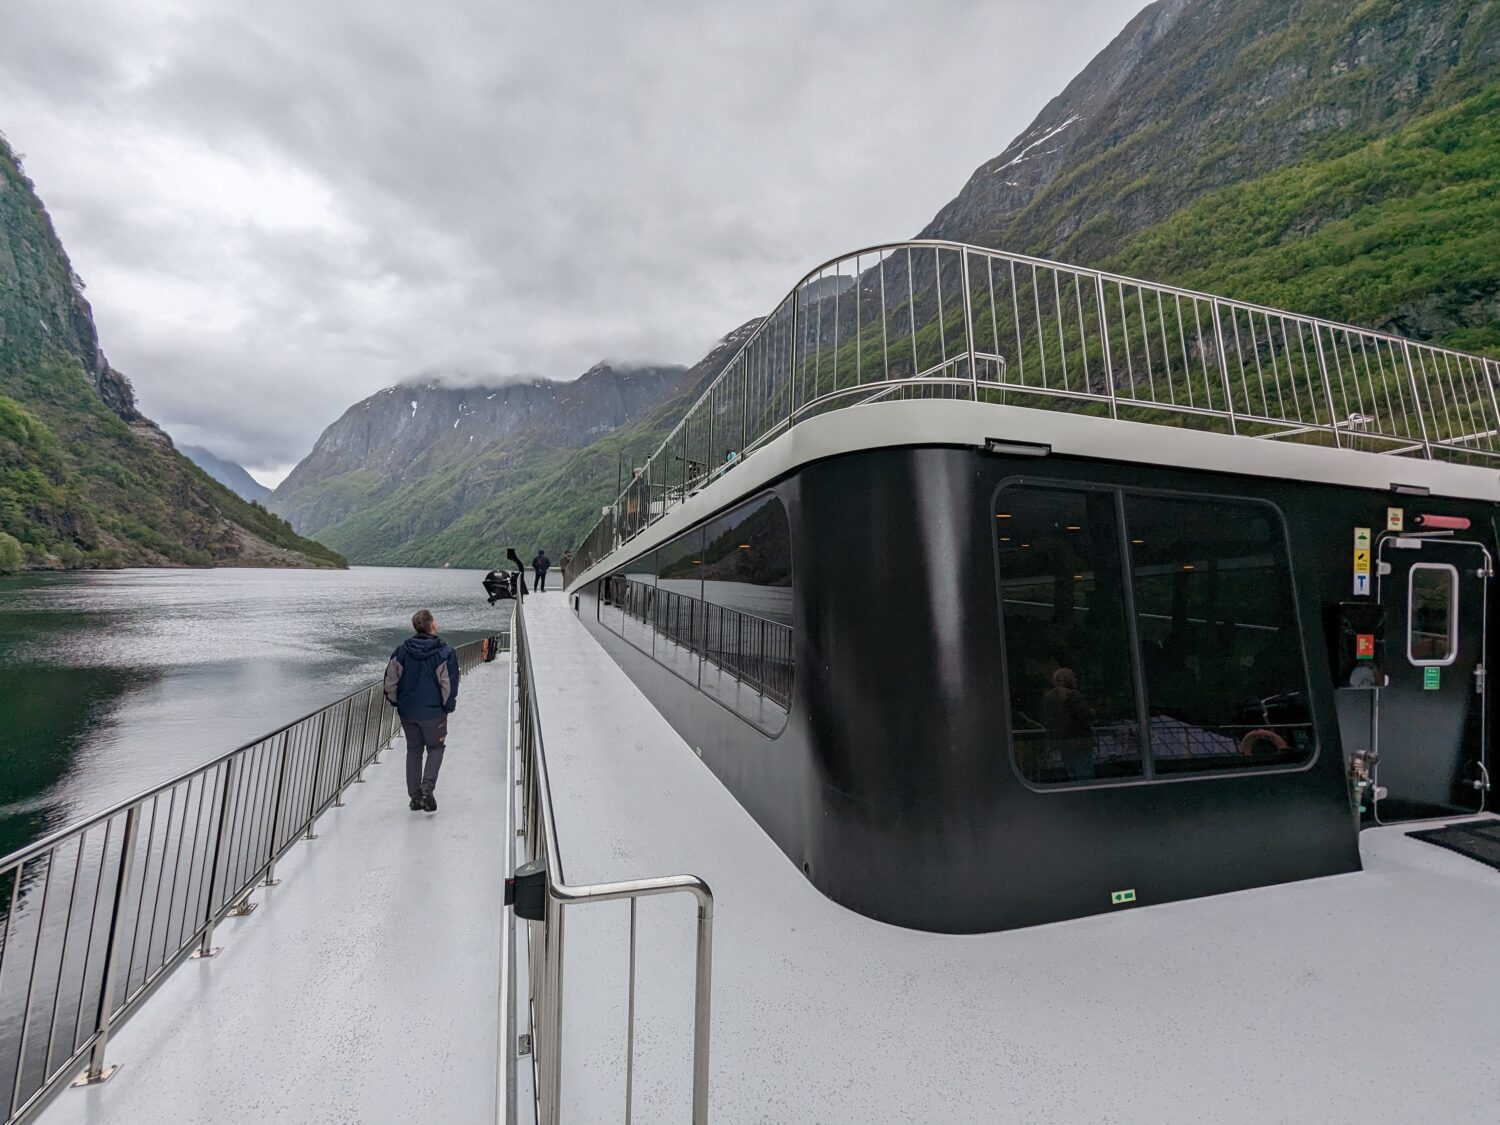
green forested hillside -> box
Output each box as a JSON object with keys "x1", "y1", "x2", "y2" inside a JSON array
[{"x1": 0, "y1": 135, "x2": 344, "y2": 572}]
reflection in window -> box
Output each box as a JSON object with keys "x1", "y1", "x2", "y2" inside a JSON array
[
  {"x1": 596, "y1": 492, "x2": 794, "y2": 733},
  {"x1": 1408, "y1": 563, "x2": 1457, "y2": 666},
  {"x1": 1125, "y1": 494, "x2": 1314, "y2": 775},
  {"x1": 998, "y1": 487, "x2": 1142, "y2": 784}
]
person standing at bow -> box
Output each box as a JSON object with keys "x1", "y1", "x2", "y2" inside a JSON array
[{"x1": 532, "y1": 549, "x2": 551, "y2": 592}]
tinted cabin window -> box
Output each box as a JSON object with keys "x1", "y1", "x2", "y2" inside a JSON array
[
  {"x1": 654, "y1": 528, "x2": 704, "y2": 680},
  {"x1": 1125, "y1": 495, "x2": 1313, "y2": 774},
  {"x1": 1408, "y1": 563, "x2": 1457, "y2": 666},
  {"x1": 997, "y1": 487, "x2": 1142, "y2": 784},
  {"x1": 700, "y1": 494, "x2": 794, "y2": 724}
]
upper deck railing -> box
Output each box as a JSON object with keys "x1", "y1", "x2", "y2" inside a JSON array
[
  {"x1": 566, "y1": 240, "x2": 1500, "y2": 585},
  {"x1": 0, "y1": 635, "x2": 501, "y2": 1124}
]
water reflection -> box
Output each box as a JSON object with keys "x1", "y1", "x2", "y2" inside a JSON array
[{"x1": 0, "y1": 566, "x2": 503, "y2": 855}]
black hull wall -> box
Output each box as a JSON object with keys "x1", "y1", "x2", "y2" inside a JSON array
[{"x1": 577, "y1": 444, "x2": 1496, "y2": 932}]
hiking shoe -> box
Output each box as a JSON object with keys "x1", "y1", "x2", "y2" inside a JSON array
[
  {"x1": 421, "y1": 787, "x2": 437, "y2": 812},
  {"x1": 409, "y1": 795, "x2": 423, "y2": 811}
]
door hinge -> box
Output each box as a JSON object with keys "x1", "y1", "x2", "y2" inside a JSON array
[
  {"x1": 1475, "y1": 665, "x2": 1486, "y2": 695},
  {"x1": 517, "y1": 1033, "x2": 532, "y2": 1056}
]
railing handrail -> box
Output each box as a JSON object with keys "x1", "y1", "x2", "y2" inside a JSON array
[
  {"x1": 0, "y1": 635, "x2": 502, "y2": 874},
  {"x1": 565, "y1": 239, "x2": 1500, "y2": 587},
  {"x1": 508, "y1": 586, "x2": 713, "y2": 1124}
]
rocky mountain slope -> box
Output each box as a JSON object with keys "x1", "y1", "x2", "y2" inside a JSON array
[
  {"x1": 0, "y1": 135, "x2": 344, "y2": 572},
  {"x1": 270, "y1": 361, "x2": 689, "y2": 563},
  {"x1": 180, "y1": 445, "x2": 272, "y2": 504},
  {"x1": 923, "y1": 0, "x2": 1500, "y2": 346}
]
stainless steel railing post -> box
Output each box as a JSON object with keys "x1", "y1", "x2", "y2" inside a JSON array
[
  {"x1": 74, "y1": 804, "x2": 140, "y2": 1085},
  {"x1": 305, "y1": 710, "x2": 328, "y2": 840},
  {"x1": 261, "y1": 731, "x2": 293, "y2": 887},
  {"x1": 194, "y1": 760, "x2": 237, "y2": 958},
  {"x1": 352, "y1": 691, "x2": 371, "y2": 784}
]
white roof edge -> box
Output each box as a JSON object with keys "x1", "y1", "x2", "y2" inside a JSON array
[{"x1": 572, "y1": 399, "x2": 1500, "y2": 588}]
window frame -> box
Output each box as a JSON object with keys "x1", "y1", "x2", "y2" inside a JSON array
[
  {"x1": 1406, "y1": 561, "x2": 1459, "y2": 668},
  {"x1": 992, "y1": 476, "x2": 1321, "y2": 793}
]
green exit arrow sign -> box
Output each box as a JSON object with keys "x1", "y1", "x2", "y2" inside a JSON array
[{"x1": 1110, "y1": 889, "x2": 1136, "y2": 906}]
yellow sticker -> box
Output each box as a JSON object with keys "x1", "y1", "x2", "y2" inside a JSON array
[{"x1": 1354, "y1": 548, "x2": 1371, "y2": 572}]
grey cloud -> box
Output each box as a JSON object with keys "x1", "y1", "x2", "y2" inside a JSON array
[{"x1": 1, "y1": 0, "x2": 1143, "y2": 477}]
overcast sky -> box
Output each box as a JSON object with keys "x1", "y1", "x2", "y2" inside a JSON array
[{"x1": 1, "y1": 0, "x2": 1142, "y2": 484}]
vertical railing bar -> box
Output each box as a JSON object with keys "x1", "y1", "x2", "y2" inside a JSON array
[
  {"x1": 1276, "y1": 317, "x2": 1302, "y2": 423},
  {"x1": 263, "y1": 730, "x2": 294, "y2": 885},
  {"x1": 11, "y1": 850, "x2": 56, "y2": 1113},
  {"x1": 1031, "y1": 263, "x2": 1047, "y2": 388},
  {"x1": 960, "y1": 248, "x2": 978, "y2": 399},
  {"x1": 1096, "y1": 274, "x2": 1117, "y2": 418},
  {"x1": 1075, "y1": 272, "x2": 1091, "y2": 395},
  {"x1": 141, "y1": 785, "x2": 178, "y2": 981},
  {"x1": 1248, "y1": 309, "x2": 1269, "y2": 418},
  {"x1": 119, "y1": 793, "x2": 160, "y2": 1001},
  {"x1": 80, "y1": 803, "x2": 139, "y2": 1084},
  {"x1": 1211, "y1": 301, "x2": 1238, "y2": 435},
  {"x1": 42, "y1": 835, "x2": 87, "y2": 1080},
  {"x1": 1230, "y1": 306, "x2": 1251, "y2": 418},
  {"x1": 70, "y1": 820, "x2": 111, "y2": 1060},
  {"x1": 1175, "y1": 294, "x2": 1194, "y2": 410},
  {"x1": 1117, "y1": 284, "x2": 1135, "y2": 397},
  {"x1": 1136, "y1": 285, "x2": 1156, "y2": 402},
  {"x1": 1052, "y1": 268, "x2": 1068, "y2": 391},
  {"x1": 165, "y1": 775, "x2": 200, "y2": 955},
  {"x1": 1009, "y1": 258, "x2": 1024, "y2": 385},
  {"x1": 625, "y1": 895, "x2": 637, "y2": 1125},
  {"x1": 1311, "y1": 323, "x2": 1339, "y2": 446},
  {"x1": 1480, "y1": 355, "x2": 1500, "y2": 454},
  {"x1": 196, "y1": 760, "x2": 236, "y2": 957},
  {"x1": 1156, "y1": 289, "x2": 1174, "y2": 406},
  {"x1": 933, "y1": 246, "x2": 948, "y2": 373},
  {"x1": 1192, "y1": 299, "x2": 1210, "y2": 410},
  {"x1": 905, "y1": 248, "x2": 918, "y2": 389},
  {"x1": 176, "y1": 773, "x2": 211, "y2": 946}
]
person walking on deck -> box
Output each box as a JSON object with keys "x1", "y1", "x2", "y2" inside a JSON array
[
  {"x1": 383, "y1": 608, "x2": 460, "y2": 813},
  {"x1": 532, "y1": 549, "x2": 551, "y2": 592}
]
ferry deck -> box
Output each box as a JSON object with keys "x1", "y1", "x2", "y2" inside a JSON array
[{"x1": 27, "y1": 590, "x2": 1500, "y2": 1124}]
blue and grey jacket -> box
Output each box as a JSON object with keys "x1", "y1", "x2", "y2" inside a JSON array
[{"x1": 384, "y1": 633, "x2": 460, "y2": 721}]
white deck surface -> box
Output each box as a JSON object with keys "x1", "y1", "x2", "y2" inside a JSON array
[
  {"x1": 28, "y1": 594, "x2": 1500, "y2": 1124},
  {"x1": 36, "y1": 661, "x2": 510, "y2": 1125},
  {"x1": 526, "y1": 591, "x2": 1500, "y2": 1125}
]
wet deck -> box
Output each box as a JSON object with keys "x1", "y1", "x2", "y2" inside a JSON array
[
  {"x1": 35, "y1": 661, "x2": 511, "y2": 1125},
  {"x1": 29, "y1": 591, "x2": 1500, "y2": 1124},
  {"x1": 525, "y1": 591, "x2": 1500, "y2": 1125}
]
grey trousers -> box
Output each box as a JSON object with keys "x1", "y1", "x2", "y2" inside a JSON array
[{"x1": 401, "y1": 716, "x2": 448, "y2": 797}]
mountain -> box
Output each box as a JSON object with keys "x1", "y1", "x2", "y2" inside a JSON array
[
  {"x1": 0, "y1": 134, "x2": 344, "y2": 573},
  {"x1": 279, "y1": 0, "x2": 1499, "y2": 568},
  {"x1": 269, "y1": 359, "x2": 700, "y2": 564},
  {"x1": 922, "y1": 0, "x2": 1500, "y2": 349},
  {"x1": 179, "y1": 445, "x2": 272, "y2": 504}
]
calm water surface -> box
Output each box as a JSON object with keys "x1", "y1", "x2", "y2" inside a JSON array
[{"x1": 0, "y1": 566, "x2": 507, "y2": 857}]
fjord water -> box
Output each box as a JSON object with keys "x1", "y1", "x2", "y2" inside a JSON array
[{"x1": 0, "y1": 566, "x2": 507, "y2": 859}]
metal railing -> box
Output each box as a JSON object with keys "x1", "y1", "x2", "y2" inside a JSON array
[
  {"x1": 502, "y1": 587, "x2": 714, "y2": 1124},
  {"x1": 610, "y1": 579, "x2": 793, "y2": 709},
  {"x1": 0, "y1": 635, "x2": 499, "y2": 1123},
  {"x1": 565, "y1": 240, "x2": 1500, "y2": 585}
]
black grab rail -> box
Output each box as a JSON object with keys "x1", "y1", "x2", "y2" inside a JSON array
[{"x1": 0, "y1": 634, "x2": 503, "y2": 1122}]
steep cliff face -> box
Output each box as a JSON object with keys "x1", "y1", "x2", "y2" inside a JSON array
[
  {"x1": 270, "y1": 361, "x2": 686, "y2": 557},
  {"x1": 0, "y1": 135, "x2": 344, "y2": 571},
  {"x1": 921, "y1": 0, "x2": 1500, "y2": 346}
]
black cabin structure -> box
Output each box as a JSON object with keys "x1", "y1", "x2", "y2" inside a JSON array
[{"x1": 563, "y1": 241, "x2": 1500, "y2": 933}]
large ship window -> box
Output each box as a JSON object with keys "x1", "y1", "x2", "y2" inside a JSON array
[
  {"x1": 594, "y1": 491, "x2": 793, "y2": 735},
  {"x1": 700, "y1": 493, "x2": 794, "y2": 727},
  {"x1": 997, "y1": 486, "x2": 1143, "y2": 784},
  {"x1": 1124, "y1": 495, "x2": 1314, "y2": 775},
  {"x1": 1408, "y1": 563, "x2": 1458, "y2": 667}
]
